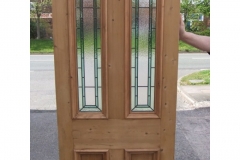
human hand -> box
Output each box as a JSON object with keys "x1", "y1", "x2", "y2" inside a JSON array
[
  {"x1": 179, "y1": 14, "x2": 186, "y2": 40},
  {"x1": 178, "y1": 14, "x2": 210, "y2": 52}
]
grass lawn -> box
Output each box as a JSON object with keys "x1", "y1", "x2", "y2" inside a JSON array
[
  {"x1": 30, "y1": 39, "x2": 54, "y2": 53},
  {"x1": 30, "y1": 39, "x2": 200, "y2": 53},
  {"x1": 180, "y1": 70, "x2": 210, "y2": 85},
  {"x1": 178, "y1": 40, "x2": 200, "y2": 52}
]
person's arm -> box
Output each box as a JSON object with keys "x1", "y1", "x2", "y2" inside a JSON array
[{"x1": 179, "y1": 14, "x2": 210, "y2": 52}]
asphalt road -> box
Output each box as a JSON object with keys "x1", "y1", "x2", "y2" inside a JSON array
[
  {"x1": 30, "y1": 53, "x2": 210, "y2": 72},
  {"x1": 30, "y1": 53, "x2": 210, "y2": 110},
  {"x1": 30, "y1": 53, "x2": 210, "y2": 160},
  {"x1": 30, "y1": 55, "x2": 55, "y2": 110},
  {"x1": 177, "y1": 53, "x2": 210, "y2": 78}
]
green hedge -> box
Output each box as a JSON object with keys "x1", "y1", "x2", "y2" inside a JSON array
[{"x1": 30, "y1": 19, "x2": 52, "y2": 39}]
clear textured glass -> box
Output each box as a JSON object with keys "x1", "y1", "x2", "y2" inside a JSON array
[
  {"x1": 76, "y1": 0, "x2": 102, "y2": 112},
  {"x1": 138, "y1": 87, "x2": 148, "y2": 104},
  {"x1": 139, "y1": 0, "x2": 149, "y2": 7},
  {"x1": 85, "y1": 88, "x2": 95, "y2": 105},
  {"x1": 131, "y1": 0, "x2": 156, "y2": 112},
  {"x1": 83, "y1": 0, "x2": 93, "y2": 7}
]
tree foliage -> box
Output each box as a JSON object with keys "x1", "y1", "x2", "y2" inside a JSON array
[
  {"x1": 197, "y1": 0, "x2": 210, "y2": 17},
  {"x1": 30, "y1": 0, "x2": 52, "y2": 39},
  {"x1": 180, "y1": 0, "x2": 198, "y2": 25},
  {"x1": 181, "y1": 0, "x2": 210, "y2": 31}
]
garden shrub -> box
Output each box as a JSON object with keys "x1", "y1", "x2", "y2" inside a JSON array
[{"x1": 30, "y1": 19, "x2": 52, "y2": 39}]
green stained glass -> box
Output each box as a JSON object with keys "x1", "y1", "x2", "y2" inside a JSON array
[
  {"x1": 76, "y1": 0, "x2": 102, "y2": 112},
  {"x1": 131, "y1": 0, "x2": 156, "y2": 112}
]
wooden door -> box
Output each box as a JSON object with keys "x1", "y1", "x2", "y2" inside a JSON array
[{"x1": 53, "y1": 0, "x2": 180, "y2": 160}]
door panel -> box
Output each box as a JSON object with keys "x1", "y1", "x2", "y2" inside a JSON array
[
  {"x1": 125, "y1": 149, "x2": 160, "y2": 160},
  {"x1": 74, "y1": 150, "x2": 109, "y2": 160},
  {"x1": 53, "y1": 0, "x2": 180, "y2": 159},
  {"x1": 72, "y1": 119, "x2": 160, "y2": 149}
]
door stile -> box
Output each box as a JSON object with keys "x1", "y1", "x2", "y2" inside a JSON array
[
  {"x1": 53, "y1": 0, "x2": 74, "y2": 159},
  {"x1": 159, "y1": 0, "x2": 180, "y2": 159}
]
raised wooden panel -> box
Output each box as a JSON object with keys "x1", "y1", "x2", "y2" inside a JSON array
[
  {"x1": 81, "y1": 155, "x2": 103, "y2": 160},
  {"x1": 132, "y1": 154, "x2": 153, "y2": 160},
  {"x1": 74, "y1": 150, "x2": 109, "y2": 160},
  {"x1": 125, "y1": 149, "x2": 160, "y2": 160}
]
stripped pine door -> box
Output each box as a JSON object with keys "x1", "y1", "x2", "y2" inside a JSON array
[{"x1": 53, "y1": 0, "x2": 180, "y2": 159}]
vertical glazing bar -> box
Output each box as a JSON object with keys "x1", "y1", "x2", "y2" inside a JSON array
[
  {"x1": 93, "y1": 0, "x2": 99, "y2": 107},
  {"x1": 147, "y1": 0, "x2": 153, "y2": 107},
  {"x1": 80, "y1": 0, "x2": 86, "y2": 107},
  {"x1": 135, "y1": 0, "x2": 139, "y2": 106}
]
